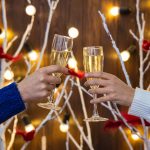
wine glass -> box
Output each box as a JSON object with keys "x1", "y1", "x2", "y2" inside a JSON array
[
  {"x1": 38, "y1": 34, "x2": 73, "y2": 110},
  {"x1": 83, "y1": 46, "x2": 108, "y2": 122}
]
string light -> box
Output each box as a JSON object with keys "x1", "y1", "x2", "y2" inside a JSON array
[
  {"x1": 22, "y1": 115, "x2": 35, "y2": 133},
  {"x1": 28, "y1": 50, "x2": 38, "y2": 61},
  {"x1": 68, "y1": 27, "x2": 79, "y2": 38},
  {"x1": 0, "y1": 29, "x2": 6, "y2": 39},
  {"x1": 68, "y1": 58, "x2": 77, "y2": 70},
  {"x1": 131, "y1": 132, "x2": 140, "y2": 141},
  {"x1": 121, "y1": 50, "x2": 130, "y2": 62},
  {"x1": 25, "y1": 5, "x2": 36, "y2": 16},
  {"x1": 59, "y1": 113, "x2": 70, "y2": 133},
  {"x1": 4, "y1": 69, "x2": 14, "y2": 81},
  {"x1": 110, "y1": 7, "x2": 119, "y2": 16}
]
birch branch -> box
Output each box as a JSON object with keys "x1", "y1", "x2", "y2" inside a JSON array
[
  {"x1": 144, "y1": 61, "x2": 150, "y2": 74},
  {"x1": 66, "y1": 132, "x2": 69, "y2": 150}
]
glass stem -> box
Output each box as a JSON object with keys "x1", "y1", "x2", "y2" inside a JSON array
[
  {"x1": 93, "y1": 94, "x2": 99, "y2": 116},
  {"x1": 48, "y1": 89, "x2": 55, "y2": 103}
]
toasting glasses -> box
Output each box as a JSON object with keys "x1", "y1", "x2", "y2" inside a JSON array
[
  {"x1": 83, "y1": 46, "x2": 108, "y2": 122},
  {"x1": 38, "y1": 34, "x2": 73, "y2": 111}
]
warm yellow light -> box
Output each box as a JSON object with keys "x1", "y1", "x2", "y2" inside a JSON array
[
  {"x1": 110, "y1": 7, "x2": 120, "y2": 16},
  {"x1": 28, "y1": 50, "x2": 38, "y2": 61},
  {"x1": 25, "y1": 124, "x2": 35, "y2": 133},
  {"x1": 59, "y1": 123, "x2": 69, "y2": 133},
  {"x1": 68, "y1": 27, "x2": 79, "y2": 38},
  {"x1": 4, "y1": 69, "x2": 14, "y2": 81},
  {"x1": 131, "y1": 133, "x2": 140, "y2": 141},
  {"x1": 25, "y1": 5, "x2": 36, "y2": 16},
  {"x1": 68, "y1": 58, "x2": 77, "y2": 69},
  {"x1": 121, "y1": 50, "x2": 130, "y2": 62},
  {"x1": 0, "y1": 29, "x2": 6, "y2": 39}
]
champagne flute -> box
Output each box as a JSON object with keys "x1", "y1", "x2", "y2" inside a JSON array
[
  {"x1": 83, "y1": 46, "x2": 108, "y2": 122},
  {"x1": 38, "y1": 34, "x2": 73, "y2": 110}
]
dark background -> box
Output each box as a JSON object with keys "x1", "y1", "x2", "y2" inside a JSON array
[{"x1": 0, "y1": 0, "x2": 150, "y2": 149}]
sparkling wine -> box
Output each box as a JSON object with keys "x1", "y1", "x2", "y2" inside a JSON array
[
  {"x1": 83, "y1": 54, "x2": 104, "y2": 89},
  {"x1": 50, "y1": 49, "x2": 71, "y2": 77}
]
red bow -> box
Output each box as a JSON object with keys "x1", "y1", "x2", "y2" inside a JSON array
[
  {"x1": 142, "y1": 40, "x2": 150, "y2": 52},
  {"x1": 66, "y1": 65, "x2": 85, "y2": 79},
  {"x1": 104, "y1": 112, "x2": 150, "y2": 131},
  {"x1": 0, "y1": 47, "x2": 22, "y2": 62},
  {"x1": 16, "y1": 129, "x2": 35, "y2": 141}
]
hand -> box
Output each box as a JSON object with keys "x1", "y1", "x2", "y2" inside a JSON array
[
  {"x1": 84, "y1": 72, "x2": 135, "y2": 106},
  {"x1": 18, "y1": 65, "x2": 68, "y2": 103}
]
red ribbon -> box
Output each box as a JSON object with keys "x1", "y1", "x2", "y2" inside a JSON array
[
  {"x1": 16, "y1": 129, "x2": 35, "y2": 141},
  {"x1": 104, "y1": 112, "x2": 150, "y2": 131},
  {"x1": 66, "y1": 65, "x2": 85, "y2": 79},
  {"x1": 0, "y1": 47, "x2": 22, "y2": 62},
  {"x1": 142, "y1": 40, "x2": 150, "y2": 52}
]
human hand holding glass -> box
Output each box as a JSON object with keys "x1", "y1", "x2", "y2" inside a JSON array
[
  {"x1": 38, "y1": 34, "x2": 73, "y2": 110},
  {"x1": 83, "y1": 46, "x2": 108, "y2": 122}
]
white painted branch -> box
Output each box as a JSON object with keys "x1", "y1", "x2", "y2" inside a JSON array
[
  {"x1": 98, "y1": 10, "x2": 131, "y2": 87},
  {"x1": 80, "y1": 134, "x2": 83, "y2": 150},
  {"x1": 41, "y1": 135, "x2": 47, "y2": 150},
  {"x1": 66, "y1": 132, "x2": 69, "y2": 150},
  {"x1": 67, "y1": 101, "x2": 94, "y2": 150},
  {"x1": 76, "y1": 78, "x2": 93, "y2": 146},
  {"x1": 6, "y1": 36, "x2": 18, "y2": 53},
  {"x1": 55, "y1": 112, "x2": 81, "y2": 150},
  {"x1": 144, "y1": 61, "x2": 150, "y2": 74},
  {"x1": 129, "y1": 29, "x2": 139, "y2": 41},
  {"x1": 143, "y1": 51, "x2": 150, "y2": 65},
  {"x1": 1, "y1": 0, "x2": 8, "y2": 51},
  {"x1": 7, "y1": 116, "x2": 18, "y2": 150},
  {"x1": 36, "y1": 0, "x2": 58, "y2": 70}
]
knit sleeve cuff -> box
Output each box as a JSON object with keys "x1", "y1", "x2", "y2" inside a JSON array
[
  {"x1": 0, "y1": 82, "x2": 25, "y2": 123},
  {"x1": 128, "y1": 88, "x2": 150, "y2": 122}
]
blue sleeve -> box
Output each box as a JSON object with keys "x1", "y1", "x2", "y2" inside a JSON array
[{"x1": 0, "y1": 82, "x2": 25, "y2": 123}]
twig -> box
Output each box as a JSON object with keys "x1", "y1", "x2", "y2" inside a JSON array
[
  {"x1": 144, "y1": 61, "x2": 150, "y2": 74},
  {"x1": 143, "y1": 51, "x2": 150, "y2": 65},
  {"x1": 7, "y1": 116, "x2": 18, "y2": 150},
  {"x1": 129, "y1": 29, "x2": 139, "y2": 41}
]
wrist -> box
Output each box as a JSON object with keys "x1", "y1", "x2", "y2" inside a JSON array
[{"x1": 17, "y1": 82, "x2": 28, "y2": 103}]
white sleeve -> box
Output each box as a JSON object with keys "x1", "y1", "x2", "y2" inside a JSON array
[{"x1": 128, "y1": 88, "x2": 150, "y2": 122}]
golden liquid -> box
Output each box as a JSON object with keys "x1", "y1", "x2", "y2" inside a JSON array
[
  {"x1": 83, "y1": 54, "x2": 104, "y2": 89},
  {"x1": 50, "y1": 49, "x2": 70, "y2": 77}
]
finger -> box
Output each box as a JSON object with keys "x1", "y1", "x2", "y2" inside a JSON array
[
  {"x1": 48, "y1": 76, "x2": 61, "y2": 84},
  {"x1": 85, "y1": 72, "x2": 114, "y2": 80},
  {"x1": 84, "y1": 79, "x2": 108, "y2": 87},
  {"x1": 90, "y1": 95, "x2": 115, "y2": 103},
  {"x1": 88, "y1": 88, "x2": 111, "y2": 95},
  {"x1": 44, "y1": 65, "x2": 69, "y2": 75},
  {"x1": 46, "y1": 84, "x2": 56, "y2": 91}
]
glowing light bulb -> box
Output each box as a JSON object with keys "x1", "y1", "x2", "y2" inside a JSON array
[
  {"x1": 0, "y1": 29, "x2": 6, "y2": 39},
  {"x1": 68, "y1": 27, "x2": 79, "y2": 38},
  {"x1": 25, "y1": 5, "x2": 36, "y2": 16},
  {"x1": 110, "y1": 6, "x2": 120, "y2": 16},
  {"x1": 4, "y1": 69, "x2": 14, "y2": 81},
  {"x1": 59, "y1": 123, "x2": 69, "y2": 133},
  {"x1": 68, "y1": 58, "x2": 77, "y2": 69},
  {"x1": 121, "y1": 50, "x2": 130, "y2": 62},
  {"x1": 131, "y1": 132, "x2": 140, "y2": 141},
  {"x1": 25, "y1": 124, "x2": 35, "y2": 133},
  {"x1": 28, "y1": 50, "x2": 38, "y2": 61}
]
